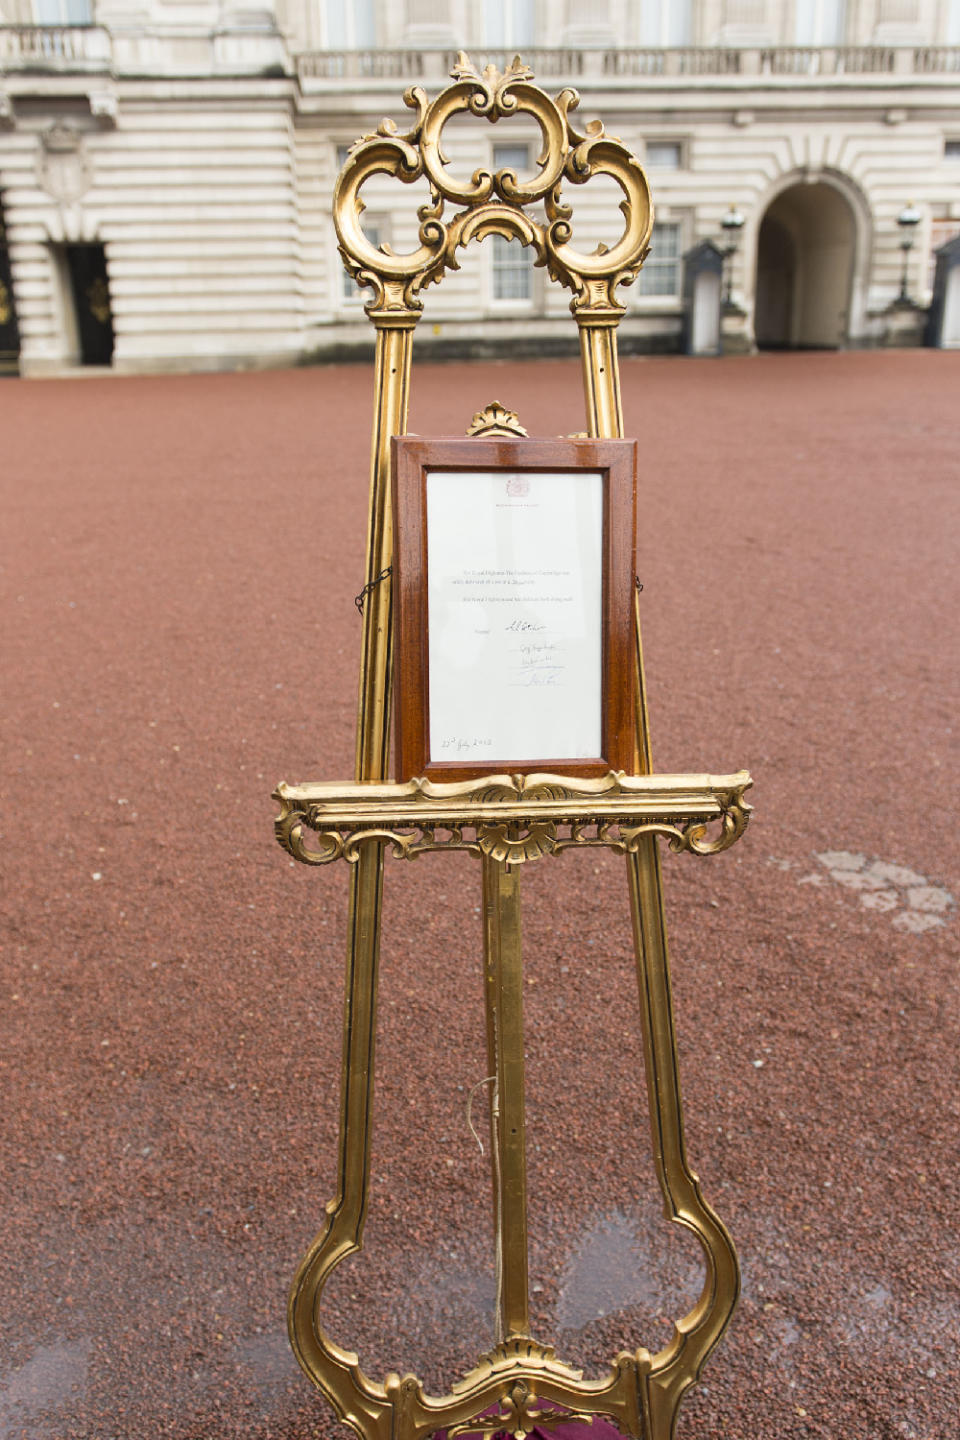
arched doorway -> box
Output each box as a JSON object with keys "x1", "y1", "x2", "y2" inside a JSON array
[
  {"x1": 754, "y1": 181, "x2": 856, "y2": 349},
  {"x1": 0, "y1": 195, "x2": 21, "y2": 377}
]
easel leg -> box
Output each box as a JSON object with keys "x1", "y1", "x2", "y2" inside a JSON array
[
  {"x1": 288, "y1": 316, "x2": 416, "y2": 1415},
  {"x1": 627, "y1": 833, "x2": 739, "y2": 1437},
  {"x1": 288, "y1": 841, "x2": 385, "y2": 1387},
  {"x1": 482, "y1": 854, "x2": 530, "y2": 1342},
  {"x1": 578, "y1": 312, "x2": 739, "y2": 1434}
]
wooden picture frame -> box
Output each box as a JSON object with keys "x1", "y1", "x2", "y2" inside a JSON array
[{"x1": 391, "y1": 434, "x2": 637, "y2": 782}]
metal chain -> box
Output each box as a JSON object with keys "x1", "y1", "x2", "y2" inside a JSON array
[{"x1": 354, "y1": 565, "x2": 392, "y2": 615}]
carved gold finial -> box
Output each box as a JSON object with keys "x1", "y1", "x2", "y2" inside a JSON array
[
  {"x1": 466, "y1": 401, "x2": 529, "y2": 438},
  {"x1": 450, "y1": 51, "x2": 535, "y2": 88}
]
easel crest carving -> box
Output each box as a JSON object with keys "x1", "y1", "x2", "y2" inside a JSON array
[
  {"x1": 334, "y1": 52, "x2": 653, "y2": 321},
  {"x1": 281, "y1": 52, "x2": 746, "y2": 1440}
]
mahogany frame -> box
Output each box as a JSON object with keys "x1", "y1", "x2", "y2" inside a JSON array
[{"x1": 391, "y1": 434, "x2": 638, "y2": 782}]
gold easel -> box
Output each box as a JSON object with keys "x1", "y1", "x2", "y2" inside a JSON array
[{"x1": 274, "y1": 54, "x2": 751, "y2": 1440}]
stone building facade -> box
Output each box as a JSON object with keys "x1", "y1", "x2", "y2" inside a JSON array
[{"x1": 1, "y1": 0, "x2": 959, "y2": 373}]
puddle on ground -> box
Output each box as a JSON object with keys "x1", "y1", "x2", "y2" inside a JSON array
[
  {"x1": 0, "y1": 1338, "x2": 91, "y2": 1438},
  {"x1": 556, "y1": 1208, "x2": 700, "y2": 1333},
  {"x1": 234, "y1": 1328, "x2": 299, "y2": 1389}
]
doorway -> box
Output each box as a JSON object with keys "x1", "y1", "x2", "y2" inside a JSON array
[
  {"x1": 0, "y1": 198, "x2": 20, "y2": 377},
  {"x1": 690, "y1": 267, "x2": 721, "y2": 355},
  {"x1": 942, "y1": 264, "x2": 960, "y2": 348},
  {"x1": 66, "y1": 243, "x2": 115, "y2": 365},
  {"x1": 754, "y1": 182, "x2": 856, "y2": 349}
]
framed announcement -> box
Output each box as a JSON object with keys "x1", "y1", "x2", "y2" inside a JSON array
[{"x1": 391, "y1": 435, "x2": 638, "y2": 781}]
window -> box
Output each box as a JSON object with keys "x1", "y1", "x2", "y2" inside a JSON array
[
  {"x1": 638, "y1": 221, "x2": 682, "y2": 298},
  {"x1": 493, "y1": 143, "x2": 530, "y2": 177},
  {"x1": 324, "y1": 0, "x2": 375, "y2": 49},
  {"x1": 483, "y1": 0, "x2": 535, "y2": 47},
  {"x1": 491, "y1": 237, "x2": 532, "y2": 300},
  {"x1": 639, "y1": 0, "x2": 692, "y2": 46},
  {"x1": 490, "y1": 143, "x2": 534, "y2": 302},
  {"x1": 945, "y1": 140, "x2": 960, "y2": 161},
  {"x1": 948, "y1": 0, "x2": 960, "y2": 44},
  {"x1": 342, "y1": 220, "x2": 384, "y2": 301},
  {"x1": 794, "y1": 0, "x2": 846, "y2": 45},
  {"x1": 34, "y1": 0, "x2": 92, "y2": 22},
  {"x1": 342, "y1": 224, "x2": 380, "y2": 301},
  {"x1": 333, "y1": 147, "x2": 387, "y2": 302},
  {"x1": 646, "y1": 141, "x2": 683, "y2": 170}
]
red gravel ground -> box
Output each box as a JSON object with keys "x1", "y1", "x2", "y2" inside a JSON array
[{"x1": 2, "y1": 349, "x2": 958, "y2": 1440}]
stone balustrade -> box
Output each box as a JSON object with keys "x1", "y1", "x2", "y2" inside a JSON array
[
  {"x1": 1, "y1": 31, "x2": 958, "y2": 82},
  {"x1": 295, "y1": 44, "x2": 960, "y2": 85},
  {"x1": 0, "y1": 24, "x2": 112, "y2": 72}
]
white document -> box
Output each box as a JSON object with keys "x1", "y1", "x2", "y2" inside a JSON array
[{"x1": 426, "y1": 468, "x2": 603, "y2": 765}]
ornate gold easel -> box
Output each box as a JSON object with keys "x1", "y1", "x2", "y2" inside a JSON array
[{"x1": 274, "y1": 54, "x2": 751, "y2": 1440}]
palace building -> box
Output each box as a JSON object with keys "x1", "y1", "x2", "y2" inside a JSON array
[{"x1": 1, "y1": 0, "x2": 959, "y2": 374}]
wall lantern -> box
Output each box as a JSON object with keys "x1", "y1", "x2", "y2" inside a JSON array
[
  {"x1": 720, "y1": 204, "x2": 746, "y2": 307},
  {"x1": 897, "y1": 201, "x2": 922, "y2": 303}
]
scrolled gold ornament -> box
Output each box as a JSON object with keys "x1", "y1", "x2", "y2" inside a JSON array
[
  {"x1": 273, "y1": 771, "x2": 752, "y2": 868},
  {"x1": 333, "y1": 52, "x2": 652, "y2": 322}
]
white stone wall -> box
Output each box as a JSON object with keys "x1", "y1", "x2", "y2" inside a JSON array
[
  {"x1": 101, "y1": 93, "x2": 302, "y2": 372},
  {"x1": 292, "y1": 71, "x2": 960, "y2": 353},
  {"x1": 2, "y1": 0, "x2": 960, "y2": 370},
  {"x1": 627, "y1": 107, "x2": 960, "y2": 338},
  {"x1": 1, "y1": 86, "x2": 303, "y2": 372},
  {"x1": 277, "y1": 0, "x2": 960, "y2": 53}
]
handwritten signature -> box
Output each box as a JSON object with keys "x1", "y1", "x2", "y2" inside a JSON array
[{"x1": 509, "y1": 669, "x2": 563, "y2": 688}]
